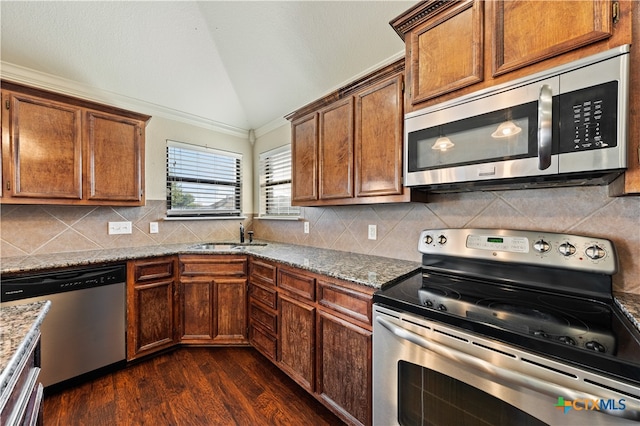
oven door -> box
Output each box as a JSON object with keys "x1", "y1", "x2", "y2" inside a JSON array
[{"x1": 373, "y1": 305, "x2": 640, "y2": 426}]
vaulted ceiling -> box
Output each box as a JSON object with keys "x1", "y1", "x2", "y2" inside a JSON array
[{"x1": 0, "y1": 1, "x2": 415, "y2": 135}]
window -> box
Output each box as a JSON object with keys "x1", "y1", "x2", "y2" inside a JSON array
[
  {"x1": 259, "y1": 145, "x2": 299, "y2": 218},
  {"x1": 166, "y1": 140, "x2": 242, "y2": 217}
]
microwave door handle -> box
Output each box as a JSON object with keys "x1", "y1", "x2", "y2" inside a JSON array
[{"x1": 537, "y1": 84, "x2": 553, "y2": 170}]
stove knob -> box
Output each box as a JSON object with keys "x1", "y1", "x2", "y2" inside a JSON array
[
  {"x1": 585, "y1": 341, "x2": 606, "y2": 353},
  {"x1": 437, "y1": 235, "x2": 447, "y2": 245},
  {"x1": 558, "y1": 242, "x2": 576, "y2": 257},
  {"x1": 585, "y1": 245, "x2": 606, "y2": 260},
  {"x1": 533, "y1": 240, "x2": 550, "y2": 253},
  {"x1": 558, "y1": 336, "x2": 576, "y2": 345},
  {"x1": 436, "y1": 304, "x2": 447, "y2": 312},
  {"x1": 533, "y1": 330, "x2": 549, "y2": 338},
  {"x1": 424, "y1": 235, "x2": 433, "y2": 245},
  {"x1": 423, "y1": 299, "x2": 433, "y2": 308}
]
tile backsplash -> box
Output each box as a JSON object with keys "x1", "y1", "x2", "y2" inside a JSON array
[{"x1": 1, "y1": 186, "x2": 639, "y2": 294}]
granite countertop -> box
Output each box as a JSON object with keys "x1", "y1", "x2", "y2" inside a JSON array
[
  {"x1": 0, "y1": 241, "x2": 422, "y2": 290},
  {"x1": 1, "y1": 242, "x2": 638, "y2": 333},
  {"x1": 0, "y1": 300, "x2": 51, "y2": 411},
  {"x1": 614, "y1": 292, "x2": 640, "y2": 332}
]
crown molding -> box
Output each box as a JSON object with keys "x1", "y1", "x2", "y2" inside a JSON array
[{"x1": 0, "y1": 61, "x2": 249, "y2": 139}]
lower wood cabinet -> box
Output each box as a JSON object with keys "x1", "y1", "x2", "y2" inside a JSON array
[
  {"x1": 126, "y1": 256, "x2": 179, "y2": 361},
  {"x1": 278, "y1": 293, "x2": 316, "y2": 392},
  {"x1": 248, "y1": 258, "x2": 279, "y2": 361},
  {"x1": 248, "y1": 257, "x2": 373, "y2": 425},
  {"x1": 317, "y1": 310, "x2": 372, "y2": 426},
  {"x1": 178, "y1": 255, "x2": 248, "y2": 345},
  {"x1": 127, "y1": 254, "x2": 373, "y2": 425}
]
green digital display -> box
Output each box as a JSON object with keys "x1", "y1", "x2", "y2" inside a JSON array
[{"x1": 487, "y1": 237, "x2": 504, "y2": 243}]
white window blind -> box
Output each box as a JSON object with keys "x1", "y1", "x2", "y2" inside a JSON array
[
  {"x1": 259, "y1": 145, "x2": 299, "y2": 218},
  {"x1": 166, "y1": 140, "x2": 242, "y2": 217}
]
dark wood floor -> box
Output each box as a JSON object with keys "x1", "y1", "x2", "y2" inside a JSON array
[{"x1": 43, "y1": 347, "x2": 345, "y2": 425}]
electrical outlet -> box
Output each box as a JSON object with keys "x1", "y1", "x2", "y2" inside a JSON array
[
  {"x1": 149, "y1": 222, "x2": 159, "y2": 234},
  {"x1": 304, "y1": 221, "x2": 310, "y2": 234},
  {"x1": 108, "y1": 221, "x2": 132, "y2": 235},
  {"x1": 368, "y1": 224, "x2": 377, "y2": 240}
]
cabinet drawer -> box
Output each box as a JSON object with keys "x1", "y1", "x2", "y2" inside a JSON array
[
  {"x1": 318, "y1": 280, "x2": 373, "y2": 325},
  {"x1": 249, "y1": 282, "x2": 277, "y2": 309},
  {"x1": 180, "y1": 255, "x2": 247, "y2": 276},
  {"x1": 278, "y1": 268, "x2": 315, "y2": 301},
  {"x1": 249, "y1": 301, "x2": 277, "y2": 334},
  {"x1": 249, "y1": 323, "x2": 277, "y2": 361},
  {"x1": 132, "y1": 257, "x2": 174, "y2": 282},
  {"x1": 249, "y1": 258, "x2": 277, "y2": 286}
]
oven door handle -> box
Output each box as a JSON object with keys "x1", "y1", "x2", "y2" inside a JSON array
[{"x1": 376, "y1": 316, "x2": 639, "y2": 421}]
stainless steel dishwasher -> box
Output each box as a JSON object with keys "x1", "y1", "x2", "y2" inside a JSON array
[{"x1": 1, "y1": 264, "x2": 126, "y2": 388}]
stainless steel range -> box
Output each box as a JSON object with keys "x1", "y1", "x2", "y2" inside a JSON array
[{"x1": 373, "y1": 229, "x2": 640, "y2": 425}]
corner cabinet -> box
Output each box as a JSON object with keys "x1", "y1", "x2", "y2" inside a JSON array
[
  {"x1": 1, "y1": 81, "x2": 149, "y2": 205},
  {"x1": 178, "y1": 255, "x2": 249, "y2": 345},
  {"x1": 127, "y1": 256, "x2": 179, "y2": 361},
  {"x1": 287, "y1": 60, "x2": 427, "y2": 206}
]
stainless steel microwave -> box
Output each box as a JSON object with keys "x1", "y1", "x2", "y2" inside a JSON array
[{"x1": 404, "y1": 45, "x2": 630, "y2": 192}]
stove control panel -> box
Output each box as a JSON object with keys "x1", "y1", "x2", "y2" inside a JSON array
[{"x1": 418, "y1": 228, "x2": 617, "y2": 274}]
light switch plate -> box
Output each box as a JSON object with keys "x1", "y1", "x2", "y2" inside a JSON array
[
  {"x1": 304, "y1": 221, "x2": 310, "y2": 234},
  {"x1": 150, "y1": 222, "x2": 159, "y2": 234}
]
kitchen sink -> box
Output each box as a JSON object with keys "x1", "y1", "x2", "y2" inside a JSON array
[{"x1": 188, "y1": 242, "x2": 267, "y2": 251}]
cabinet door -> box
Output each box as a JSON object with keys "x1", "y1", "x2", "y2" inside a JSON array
[
  {"x1": 317, "y1": 311, "x2": 372, "y2": 426},
  {"x1": 319, "y1": 97, "x2": 354, "y2": 200},
  {"x1": 180, "y1": 278, "x2": 214, "y2": 342},
  {"x1": 278, "y1": 294, "x2": 315, "y2": 392},
  {"x1": 291, "y1": 113, "x2": 318, "y2": 203},
  {"x1": 85, "y1": 110, "x2": 144, "y2": 203},
  {"x1": 407, "y1": 0, "x2": 483, "y2": 105},
  {"x1": 3, "y1": 91, "x2": 82, "y2": 200},
  {"x1": 355, "y1": 74, "x2": 403, "y2": 197},
  {"x1": 491, "y1": 0, "x2": 612, "y2": 76},
  {"x1": 127, "y1": 257, "x2": 178, "y2": 360},
  {"x1": 213, "y1": 277, "x2": 248, "y2": 344}
]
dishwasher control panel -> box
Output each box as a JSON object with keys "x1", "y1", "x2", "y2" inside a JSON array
[{"x1": 1, "y1": 264, "x2": 126, "y2": 302}]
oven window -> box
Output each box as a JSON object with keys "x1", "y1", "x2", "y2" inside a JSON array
[{"x1": 398, "y1": 361, "x2": 547, "y2": 425}]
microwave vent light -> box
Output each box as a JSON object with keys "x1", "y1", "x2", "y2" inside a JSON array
[
  {"x1": 491, "y1": 120, "x2": 522, "y2": 139},
  {"x1": 432, "y1": 136, "x2": 455, "y2": 151}
]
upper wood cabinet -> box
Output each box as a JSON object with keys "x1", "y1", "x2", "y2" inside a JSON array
[
  {"x1": 287, "y1": 60, "x2": 427, "y2": 206},
  {"x1": 85, "y1": 110, "x2": 144, "y2": 202},
  {"x1": 291, "y1": 113, "x2": 318, "y2": 203},
  {"x1": 355, "y1": 73, "x2": 404, "y2": 198},
  {"x1": 491, "y1": 0, "x2": 613, "y2": 76},
  {"x1": 1, "y1": 81, "x2": 150, "y2": 205},
  {"x1": 402, "y1": 0, "x2": 484, "y2": 106},
  {"x1": 391, "y1": 0, "x2": 632, "y2": 113},
  {"x1": 319, "y1": 97, "x2": 354, "y2": 200}
]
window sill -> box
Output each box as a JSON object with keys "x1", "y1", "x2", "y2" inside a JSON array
[
  {"x1": 163, "y1": 216, "x2": 248, "y2": 221},
  {"x1": 256, "y1": 216, "x2": 301, "y2": 221}
]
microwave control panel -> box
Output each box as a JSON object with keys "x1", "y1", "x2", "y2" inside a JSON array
[{"x1": 558, "y1": 81, "x2": 618, "y2": 153}]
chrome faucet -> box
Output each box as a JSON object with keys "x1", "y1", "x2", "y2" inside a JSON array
[{"x1": 239, "y1": 223, "x2": 245, "y2": 243}]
